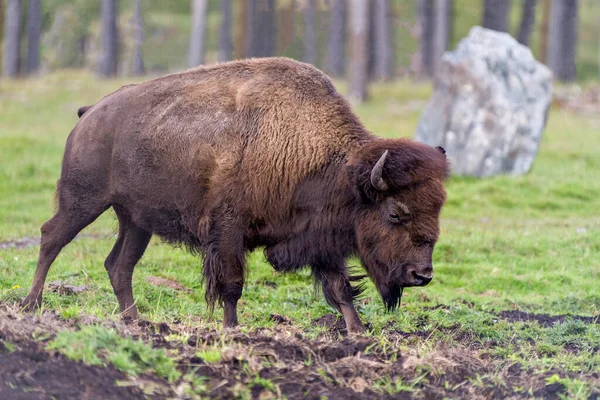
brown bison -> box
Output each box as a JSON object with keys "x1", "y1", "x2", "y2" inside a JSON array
[{"x1": 22, "y1": 58, "x2": 449, "y2": 333}]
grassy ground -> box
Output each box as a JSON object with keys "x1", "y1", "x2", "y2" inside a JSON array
[{"x1": 1, "y1": 71, "x2": 599, "y2": 399}]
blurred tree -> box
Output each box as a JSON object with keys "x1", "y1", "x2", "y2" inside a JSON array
[
  {"x1": 517, "y1": 0, "x2": 537, "y2": 46},
  {"x1": 131, "y1": 0, "x2": 144, "y2": 75},
  {"x1": 0, "y1": 0, "x2": 4, "y2": 77},
  {"x1": 418, "y1": 0, "x2": 435, "y2": 78},
  {"x1": 367, "y1": 1, "x2": 376, "y2": 78},
  {"x1": 99, "y1": 0, "x2": 118, "y2": 77},
  {"x1": 547, "y1": 0, "x2": 578, "y2": 81},
  {"x1": 539, "y1": 0, "x2": 550, "y2": 62},
  {"x1": 278, "y1": 0, "x2": 295, "y2": 55},
  {"x1": 3, "y1": 0, "x2": 21, "y2": 78},
  {"x1": 243, "y1": 0, "x2": 256, "y2": 57},
  {"x1": 482, "y1": 0, "x2": 511, "y2": 32},
  {"x1": 25, "y1": 0, "x2": 41, "y2": 75},
  {"x1": 325, "y1": 0, "x2": 345, "y2": 76},
  {"x1": 302, "y1": 0, "x2": 317, "y2": 65},
  {"x1": 43, "y1": 5, "x2": 87, "y2": 70},
  {"x1": 348, "y1": 0, "x2": 369, "y2": 101},
  {"x1": 419, "y1": 0, "x2": 452, "y2": 79},
  {"x1": 432, "y1": 0, "x2": 451, "y2": 74},
  {"x1": 189, "y1": 0, "x2": 208, "y2": 67},
  {"x1": 254, "y1": 0, "x2": 276, "y2": 57},
  {"x1": 236, "y1": 0, "x2": 248, "y2": 58},
  {"x1": 374, "y1": 0, "x2": 395, "y2": 80},
  {"x1": 218, "y1": 0, "x2": 233, "y2": 62}
]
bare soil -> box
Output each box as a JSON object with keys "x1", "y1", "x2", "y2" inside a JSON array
[
  {"x1": 0, "y1": 311, "x2": 148, "y2": 400},
  {"x1": 499, "y1": 309, "x2": 600, "y2": 327},
  {"x1": 0, "y1": 233, "x2": 105, "y2": 250},
  {"x1": 1, "y1": 307, "x2": 599, "y2": 399}
]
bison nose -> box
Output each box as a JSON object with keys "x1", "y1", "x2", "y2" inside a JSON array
[
  {"x1": 405, "y1": 264, "x2": 433, "y2": 286},
  {"x1": 412, "y1": 271, "x2": 433, "y2": 286}
]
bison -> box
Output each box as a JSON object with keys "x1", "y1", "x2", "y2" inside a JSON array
[{"x1": 22, "y1": 58, "x2": 449, "y2": 333}]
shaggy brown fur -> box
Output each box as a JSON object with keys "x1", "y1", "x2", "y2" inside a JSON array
[{"x1": 22, "y1": 57, "x2": 449, "y2": 333}]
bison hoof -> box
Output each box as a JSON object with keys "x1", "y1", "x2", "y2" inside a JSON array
[
  {"x1": 20, "y1": 296, "x2": 42, "y2": 312},
  {"x1": 347, "y1": 325, "x2": 366, "y2": 335}
]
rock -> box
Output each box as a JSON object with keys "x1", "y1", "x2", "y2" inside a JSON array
[{"x1": 415, "y1": 26, "x2": 553, "y2": 177}]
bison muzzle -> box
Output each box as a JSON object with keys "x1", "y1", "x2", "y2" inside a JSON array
[{"x1": 21, "y1": 58, "x2": 449, "y2": 334}]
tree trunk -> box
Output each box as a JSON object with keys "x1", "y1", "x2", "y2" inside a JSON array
[
  {"x1": 25, "y1": 0, "x2": 41, "y2": 75},
  {"x1": 517, "y1": 0, "x2": 537, "y2": 46},
  {"x1": 278, "y1": 0, "x2": 295, "y2": 54},
  {"x1": 302, "y1": 0, "x2": 317, "y2": 65},
  {"x1": 367, "y1": 2, "x2": 376, "y2": 79},
  {"x1": 254, "y1": 0, "x2": 276, "y2": 57},
  {"x1": 539, "y1": 0, "x2": 550, "y2": 62},
  {"x1": 188, "y1": 0, "x2": 208, "y2": 67},
  {"x1": 218, "y1": 0, "x2": 233, "y2": 62},
  {"x1": 325, "y1": 0, "x2": 345, "y2": 76},
  {"x1": 3, "y1": 0, "x2": 21, "y2": 78},
  {"x1": 547, "y1": 0, "x2": 578, "y2": 81},
  {"x1": 244, "y1": 0, "x2": 256, "y2": 57},
  {"x1": 0, "y1": 0, "x2": 5, "y2": 77},
  {"x1": 131, "y1": 0, "x2": 144, "y2": 75},
  {"x1": 482, "y1": 0, "x2": 511, "y2": 32},
  {"x1": 235, "y1": 0, "x2": 247, "y2": 58},
  {"x1": 348, "y1": 0, "x2": 369, "y2": 102},
  {"x1": 432, "y1": 0, "x2": 451, "y2": 71},
  {"x1": 373, "y1": 0, "x2": 395, "y2": 80},
  {"x1": 99, "y1": 0, "x2": 119, "y2": 77},
  {"x1": 419, "y1": 0, "x2": 435, "y2": 78}
]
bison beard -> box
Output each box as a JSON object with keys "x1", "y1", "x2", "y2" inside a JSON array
[{"x1": 21, "y1": 58, "x2": 449, "y2": 334}]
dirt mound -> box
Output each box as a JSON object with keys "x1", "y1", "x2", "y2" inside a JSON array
[
  {"x1": 0, "y1": 330, "x2": 148, "y2": 400},
  {"x1": 1, "y1": 306, "x2": 599, "y2": 399}
]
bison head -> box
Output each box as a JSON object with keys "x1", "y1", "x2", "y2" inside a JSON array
[{"x1": 348, "y1": 140, "x2": 449, "y2": 311}]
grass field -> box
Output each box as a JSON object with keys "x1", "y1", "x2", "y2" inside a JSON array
[{"x1": 1, "y1": 71, "x2": 599, "y2": 399}]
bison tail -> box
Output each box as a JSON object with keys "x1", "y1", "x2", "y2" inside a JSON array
[{"x1": 77, "y1": 105, "x2": 92, "y2": 118}]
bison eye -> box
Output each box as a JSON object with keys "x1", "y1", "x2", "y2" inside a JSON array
[
  {"x1": 414, "y1": 237, "x2": 435, "y2": 247},
  {"x1": 388, "y1": 211, "x2": 410, "y2": 224}
]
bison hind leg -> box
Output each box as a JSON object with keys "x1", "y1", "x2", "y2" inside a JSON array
[
  {"x1": 22, "y1": 201, "x2": 108, "y2": 311},
  {"x1": 104, "y1": 206, "x2": 152, "y2": 320}
]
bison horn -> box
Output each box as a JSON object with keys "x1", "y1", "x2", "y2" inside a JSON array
[{"x1": 370, "y1": 150, "x2": 389, "y2": 192}]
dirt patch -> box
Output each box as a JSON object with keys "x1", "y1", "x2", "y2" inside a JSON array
[
  {"x1": 0, "y1": 315, "x2": 151, "y2": 399},
  {"x1": 313, "y1": 312, "x2": 347, "y2": 334},
  {"x1": 0, "y1": 337, "x2": 151, "y2": 400},
  {"x1": 48, "y1": 280, "x2": 89, "y2": 295},
  {"x1": 0, "y1": 237, "x2": 40, "y2": 250},
  {"x1": 145, "y1": 276, "x2": 191, "y2": 292},
  {"x1": 1, "y1": 306, "x2": 599, "y2": 399},
  {"x1": 0, "y1": 233, "x2": 105, "y2": 250},
  {"x1": 554, "y1": 85, "x2": 600, "y2": 115},
  {"x1": 499, "y1": 310, "x2": 600, "y2": 327}
]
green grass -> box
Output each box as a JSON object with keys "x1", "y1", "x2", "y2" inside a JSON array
[{"x1": 1, "y1": 71, "x2": 600, "y2": 396}]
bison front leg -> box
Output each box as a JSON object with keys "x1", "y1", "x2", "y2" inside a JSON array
[
  {"x1": 312, "y1": 263, "x2": 365, "y2": 334},
  {"x1": 202, "y1": 221, "x2": 245, "y2": 329}
]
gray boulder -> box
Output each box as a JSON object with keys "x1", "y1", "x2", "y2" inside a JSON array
[{"x1": 414, "y1": 26, "x2": 553, "y2": 177}]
